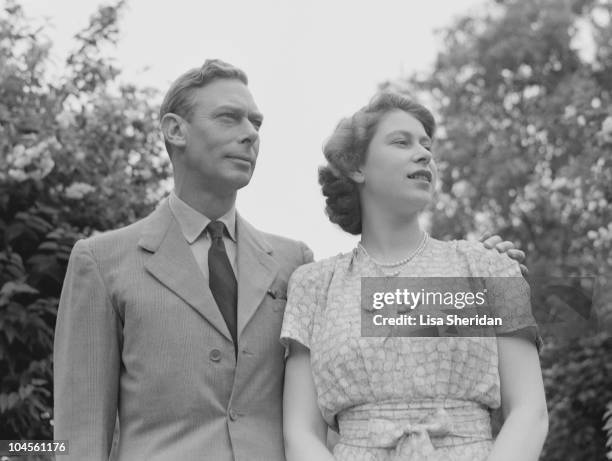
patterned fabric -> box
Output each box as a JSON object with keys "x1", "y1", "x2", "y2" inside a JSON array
[{"x1": 280, "y1": 238, "x2": 541, "y2": 460}]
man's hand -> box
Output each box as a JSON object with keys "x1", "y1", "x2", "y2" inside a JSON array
[{"x1": 480, "y1": 231, "x2": 528, "y2": 275}]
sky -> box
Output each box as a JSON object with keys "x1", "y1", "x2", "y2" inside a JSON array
[{"x1": 19, "y1": 0, "x2": 485, "y2": 258}]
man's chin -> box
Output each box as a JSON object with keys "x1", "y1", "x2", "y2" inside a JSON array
[{"x1": 226, "y1": 172, "x2": 254, "y2": 191}]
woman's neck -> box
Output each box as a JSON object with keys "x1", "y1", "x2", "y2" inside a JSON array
[{"x1": 360, "y1": 207, "x2": 425, "y2": 263}]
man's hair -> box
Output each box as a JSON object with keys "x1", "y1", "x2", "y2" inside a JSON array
[
  {"x1": 318, "y1": 92, "x2": 436, "y2": 235},
  {"x1": 159, "y1": 59, "x2": 248, "y2": 155}
]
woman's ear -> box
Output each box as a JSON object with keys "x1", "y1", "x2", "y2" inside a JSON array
[
  {"x1": 161, "y1": 113, "x2": 187, "y2": 149},
  {"x1": 348, "y1": 168, "x2": 365, "y2": 184}
]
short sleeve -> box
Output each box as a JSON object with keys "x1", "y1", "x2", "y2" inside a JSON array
[
  {"x1": 280, "y1": 263, "x2": 321, "y2": 353},
  {"x1": 483, "y1": 251, "x2": 544, "y2": 352}
]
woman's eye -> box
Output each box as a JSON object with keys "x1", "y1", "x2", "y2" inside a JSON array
[{"x1": 392, "y1": 139, "x2": 408, "y2": 146}]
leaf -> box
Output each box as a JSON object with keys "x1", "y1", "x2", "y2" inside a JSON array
[
  {"x1": 0, "y1": 281, "x2": 39, "y2": 296},
  {"x1": 37, "y1": 241, "x2": 59, "y2": 251},
  {"x1": 3, "y1": 324, "x2": 17, "y2": 344},
  {"x1": 0, "y1": 394, "x2": 8, "y2": 413},
  {"x1": 7, "y1": 392, "x2": 19, "y2": 410}
]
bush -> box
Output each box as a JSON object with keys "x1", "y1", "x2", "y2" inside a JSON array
[
  {"x1": 0, "y1": 0, "x2": 171, "y2": 438},
  {"x1": 540, "y1": 332, "x2": 612, "y2": 460}
]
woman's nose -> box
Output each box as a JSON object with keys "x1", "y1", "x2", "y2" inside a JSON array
[{"x1": 412, "y1": 145, "x2": 432, "y2": 165}]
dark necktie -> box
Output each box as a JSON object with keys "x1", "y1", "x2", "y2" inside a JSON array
[{"x1": 207, "y1": 221, "x2": 238, "y2": 350}]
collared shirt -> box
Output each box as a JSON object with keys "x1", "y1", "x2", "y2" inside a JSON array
[{"x1": 168, "y1": 191, "x2": 237, "y2": 279}]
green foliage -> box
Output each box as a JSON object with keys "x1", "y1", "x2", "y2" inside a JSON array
[
  {"x1": 402, "y1": 0, "x2": 612, "y2": 282},
  {"x1": 604, "y1": 401, "x2": 612, "y2": 459},
  {"x1": 540, "y1": 333, "x2": 612, "y2": 460},
  {"x1": 386, "y1": 0, "x2": 612, "y2": 457},
  {"x1": 0, "y1": 0, "x2": 171, "y2": 438}
]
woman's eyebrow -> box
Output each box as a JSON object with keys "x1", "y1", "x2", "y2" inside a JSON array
[{"x1": 386, "y1": 130, "x2": 430, "y2": 140}]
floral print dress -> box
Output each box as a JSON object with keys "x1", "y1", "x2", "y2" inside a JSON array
[{"x1": 281, "y1": 238, "x2": 541, "y2": 461}]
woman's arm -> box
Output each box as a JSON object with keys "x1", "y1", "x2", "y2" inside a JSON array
[
  {"x1": 283, "y1": 341, "x2": 335, "y2": 461},
  {"x1": 488, "y1": 336, "x2": 548, "y2": 461}
]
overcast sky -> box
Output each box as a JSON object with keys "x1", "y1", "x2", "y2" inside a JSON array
[{"x1": 20, "y1": 0, "x2": 485, "y2": 258}]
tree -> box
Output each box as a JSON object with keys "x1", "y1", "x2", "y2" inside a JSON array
[
  {"x1": 388, "y1": 0, "x2": 612, "y2": 458},
  {"x1": 0, "y1": 0, "x2": 171, "y2": 438}
]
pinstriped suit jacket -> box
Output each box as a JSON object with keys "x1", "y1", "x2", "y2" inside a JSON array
[{"x1": 53, "y1": 198, "x2": 313, "y2": 461}]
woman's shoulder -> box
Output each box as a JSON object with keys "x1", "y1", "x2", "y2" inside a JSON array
[
  {"x1": 429, "y1": 238, "x2": 520, "y2": 277},
  {"x1": 289, "y1": 252, "x2": 351, "y2": 288}
]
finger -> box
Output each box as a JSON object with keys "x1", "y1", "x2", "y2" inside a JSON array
[
  {"x1": 506, "y1": 249, "x2": 525, "y2": 262},
  {"x1": 479, "y1": 230, "x2": 492, "y2": 242},
  {"x1": 482, "y1": 235, "x2": 502, "y2": 249},
  {"x1": 519, "y1": 264, "x2": 529, "y2": 276},
  {"x1": 495, "y1": 241, "x2": 514, "y2": 253}
]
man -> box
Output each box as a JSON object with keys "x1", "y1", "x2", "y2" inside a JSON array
[
  {"x1": 54, "y1": 59, "x2": 312, "y2": 461},
  {"x1": 53, "y1": 59, "x2": 524, "y2": 461}
]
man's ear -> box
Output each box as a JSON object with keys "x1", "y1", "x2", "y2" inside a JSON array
[
  {"x1": 348, "y1": 168, "x2": 365, "y2": 184},
  {"x1": 161, "y1": 113, "x2": 187, "y2": 150}
]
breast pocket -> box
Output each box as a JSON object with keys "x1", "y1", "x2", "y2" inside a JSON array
[
  {"x1": 265, "y1": 281, "x2": 288, "y2": 312},
  {"x1": 266, "y1": 290, "x2": 287, "y2": 312}
]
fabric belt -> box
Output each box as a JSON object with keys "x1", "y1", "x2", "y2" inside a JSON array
[{"x1": 337, "y1": 399, "x2": 492, "y2": 460}]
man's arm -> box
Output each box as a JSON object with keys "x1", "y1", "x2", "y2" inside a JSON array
[{"x1": 53, "y1": 240, "x2": 122, "y2": 461}]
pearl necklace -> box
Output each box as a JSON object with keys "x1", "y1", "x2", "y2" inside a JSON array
[{"x1": 358, "y1": 232, "x2": 429, "y2": 276}]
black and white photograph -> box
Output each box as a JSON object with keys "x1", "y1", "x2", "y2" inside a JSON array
[{"x1": 1, "y1": 0, "x2": 611, "y2": 460}]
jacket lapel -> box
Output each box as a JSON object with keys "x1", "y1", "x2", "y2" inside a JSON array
[
  {"x1": 236, "y1": 214, "x2": 279, "y2": 339},
  {"x1": 138, "y1": 199, "x2": 232, "y2": 341}
]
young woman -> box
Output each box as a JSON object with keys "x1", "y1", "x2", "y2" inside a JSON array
[{"x1": 281, "y1": 93, "x2": 547, "y2": 460}]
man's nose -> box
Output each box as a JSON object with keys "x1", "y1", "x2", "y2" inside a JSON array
[{"x1": 239, "y1": 120, "x2": 259, "y2": 145}]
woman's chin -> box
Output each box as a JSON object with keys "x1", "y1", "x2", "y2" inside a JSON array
[{"x1": 401, "y1": 193, "x2": 432, "y2": 211}]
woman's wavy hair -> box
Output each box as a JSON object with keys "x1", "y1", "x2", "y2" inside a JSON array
[{"x1": 318, "y1": 92, "x2": 436, "y2": 235}]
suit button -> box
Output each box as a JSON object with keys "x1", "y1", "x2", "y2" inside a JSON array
[
  {"x1": 209, "y1": 349, "x2": 221, "y2": 362},
  {"x1": 228, "y1": 409, "x2": 238, "y2": 421}
]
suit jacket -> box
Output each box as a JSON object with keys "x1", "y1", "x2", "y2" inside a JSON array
[{"x1": 53, "y1": 198, "x2": 313, "y2": 461}]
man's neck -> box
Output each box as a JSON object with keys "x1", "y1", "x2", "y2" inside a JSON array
[{"x1": 173, "y1": 185, "x2": 236, "y2": 220}]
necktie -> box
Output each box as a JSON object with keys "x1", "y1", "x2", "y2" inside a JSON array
[{"x1": 207, "y1": 221, "x2": 238, "y2": 351}]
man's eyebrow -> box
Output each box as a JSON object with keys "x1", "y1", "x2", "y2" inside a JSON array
[
  {"x1": 212, "y1": 104, "x2": 243, "y2": 114},
  {"x1": 249, "y1": 112, "x2": 264, "y2": 124},
  {"x1": 213, "y1": 105, "x2": 263, "y2": 123}
]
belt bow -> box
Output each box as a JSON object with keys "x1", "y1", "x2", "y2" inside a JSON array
[{"x1": 367, "y1": 407, "x2": 453, "y2": 460}]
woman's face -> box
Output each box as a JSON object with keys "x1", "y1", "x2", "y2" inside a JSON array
[{"x1": 357, "y1": 109, "x2": 437, "y2": 216}]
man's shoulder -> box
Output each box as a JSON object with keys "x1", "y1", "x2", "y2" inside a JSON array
[
  {"x1": 255, "y1": 228, "x2": 313, "y2": 265},
  {"x1": 73, "y1": 209, "x2": 159, "y2": 260},
  {"x1": 238, "y1": 217, "x2": 311, "y2": 261},
  {"x1": 257, "y1": 229, "x2": 306, "y2": 250},
  {"x1": 81, "y1": 215, "x2": 148, "y2": 247}
]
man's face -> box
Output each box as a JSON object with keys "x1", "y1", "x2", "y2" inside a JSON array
[{"x1": 181, "y1": 79, "x2": 263, "y2": 194}]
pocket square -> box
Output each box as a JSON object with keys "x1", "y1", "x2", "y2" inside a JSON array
[{"x1": 267, "y1": 286, "x2": 287, "y2": 300}]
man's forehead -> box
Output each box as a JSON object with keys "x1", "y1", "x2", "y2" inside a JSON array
[{"x1": 193, "y1": 79, "x2": 260, "y2": 113}]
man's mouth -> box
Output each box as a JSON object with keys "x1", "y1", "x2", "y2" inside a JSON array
[
  {"x1": 227, "y1": 155, "x2": 253, "y2": 164},
  {"x1": 406, "y1": 170, "x2": 432, "y2": 182}
]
